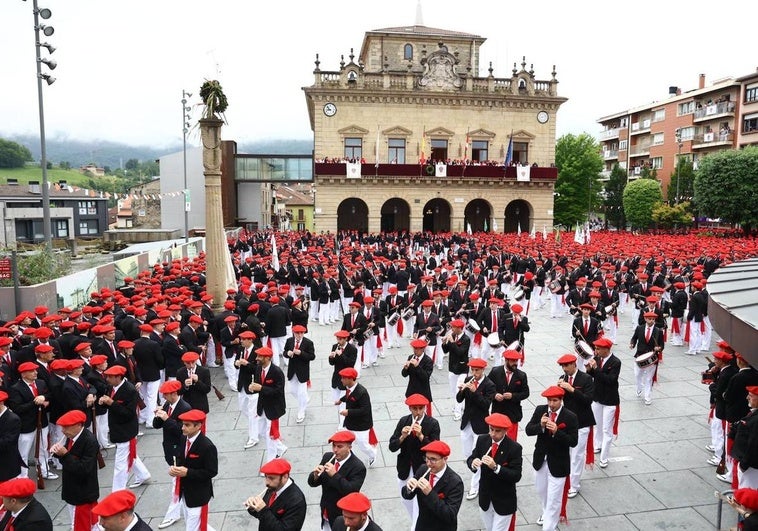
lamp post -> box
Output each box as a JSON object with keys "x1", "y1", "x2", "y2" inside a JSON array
[
  {"x1": 674, "y1": 128, "x2": 683, "y2": 204},
  {"x1": 30, "y1": 0, "x2": 57, "y2": 251},
  {"x1": 181, "y1": 90, "x2": 192, "y2": 242}
]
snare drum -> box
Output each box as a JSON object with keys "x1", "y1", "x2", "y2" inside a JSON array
[
  {"x1": 511, "y1": 286, "x2": 525, "y2": 301},
  {"x1": 401, "y1": 307, "x2": 415, "y2": 320},
  {"x1": 574, "y1": 340, "x2": 594, "y2": 360},
  {"x1": 505, "y1": 340, "x2": 522, "y2": 352},
  {"x1": 635, "y1": 351, "x2": 659, "y2": 368},
  {"x1": 387, "y1": 312, "x2": 400, "y2": 326},
  {"x1": 465, "y1": 318, "x2": 481, "y2": 334},
  {"x1": 487, "y1": 332, "x2": 502, "y2": 347}
]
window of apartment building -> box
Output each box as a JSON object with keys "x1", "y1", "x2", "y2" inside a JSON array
[
  {"x1": 514, "y1": 142, "x2": 529, "y2": 164},
  {"x1": 471, "y1": 140, "x2": 488, "y2": 161},
  {"x1": 430, "y1": 139, "x2": 448, "y2": 161},
  {"x1": 651, "y1": 157, "x2": 663, "y2": 169},
  {"x1": 619, "y1": 117, "x2": 628, "y2": 128},
  {"x1": 746, "y1": 83, "x2": 758, "y2": 103},
  {"x1": 744, "y1": 113, "x2": 758, "y2": 133},
  {"x1": 78, "y1": 201, "x2": 97, "y2": 216},
  {"x1": 652, "y1": 133, "x2": 664, "y2": 145},
  {"x1": 388, "y1": 138, "x2": 406, "y2": 163},
  {"x1": 619, "y1": 161, "x2": 627, "y2": 170},
  {"x1": 678, "y1": 101, "x2": 695, "y2": 115},
  {"x1": 79, "y1": 219, "x2": 99, "y2": 235},
  {"x1": 619, "y1": 139, "x2": 628, "y2": 151},
  {"x1": 652, "y1": 109, "x2": 666, "y2": 122},
  {"x1": 677, "y1": 126, "x2": 696, "y2": 141},
  {"x1": 344, "y1": 137, "x2": 362, "y2": 159},
  {"x1": 404, "y1": 44, "x2": 413, "y2": 61},
  {"x1": 297, "y1": 209, "x2": 304, "y2": 221},
  {"x1": 297, "y1": 222, "x2": 306, "y2": 231},
  {"x1": 55, "y1": 220, "x2": 68, "y2": 238}
]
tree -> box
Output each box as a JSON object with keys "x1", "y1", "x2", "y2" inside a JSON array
[
  {"x1": 59, "y1": 161, "x2": 71, "y2": 170},
  {"x1": 0, "y1": 138, "x2": 33, "y2": 168},
  {"x1": 651, "y1": 201, "x2": 692, "y2": 229},
  {"x1": 604, "y1": 163, "x2": 627, "y2": 229},
  {"x1": 695, "y1": 147, "x2": 758, "y2": 235},
  {"x1": 553, "y1": 133, "x2": 604, "y2": 227},
  {"x1": 667, "y1": 157, "x2": 695, "y2": 203},
  {"x1": 622, "y1": 178, "x2": 663, "y2": 230},
  {"x1": 639, "y1": 166, "x2": 658, "y2": 180},
  {"x1": 124, "y1": 158, "x2": 139, "y2": 171}
]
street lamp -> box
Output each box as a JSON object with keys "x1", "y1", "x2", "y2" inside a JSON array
[
  {"x1": 674, "y1": 128, "x2": 683, "y2": 204},
  {"x1": 29, "y1": 0, "x2": 57, "y2": 250},
  {"x1": 181, "y1": 90, "x2": 192, "y2": 242}
]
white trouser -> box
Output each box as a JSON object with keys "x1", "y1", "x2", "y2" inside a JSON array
[
  {"x1": 633, "y1": 362, "x2": 656, "y2": 402},
  {"x1": 738, "y1": 467, "x2": 758, "y2": 489},
  {"x1": 480, "y1": 504, "x2": 514, "y2": 531},
  {"x1": 669, "y1": 318, "x2": 684, "y2": 346},
  {"x1": 288, "y1": 377, "x2": 309, "y2": 417},
  {"x1": 591, "y1": 402, "x2": 616, "y2": 462},
  {"x1": 237, "y1": 392, "x2": 259, "y2": 441},
  {"x1": 688, "y1": 320, "x2": 704, "y2": 352},
  {"x1": 18, "y1": 428, "x2": 50, "y2": 478},
  {"x1": 205, "y1": 336, "x2": 217, "y2": 367},
  {"x1": 423, "y1": 344, "x2": 442, "y2": 370},
  {"x1": 534, "y1": 459, "x2": 566, "y2": 531},
  {"x1": 463, "y1": 331, "x2": 483, "y2": 360},
  {"x1": 67, "y1": 503, "x2": 99, "y2": 531},
  {"x1": 363, "y1": 335, "x2": 379, "y2": 366},
  {"x1": 268, "y1": 336, "x2": 287, "y2": 367},
  {"x1": 630, "y1": 307, "x2": 640, "y2": 327},
  {"x1": 309, "y1": 298, "x2": 320, "y2": 321},
  {"x1": 398, "y1": 474, "x2": 420, "y2": 530},
  {"x1": 550, "y1": 294, "x2": 565, "y2": 318},
  {"x1": 460, "y1": 423, "x2": 480, "y2": 491},
  {"x1": 332, "y1": 388, "x2": 346, "y2": 428},
  {"x1": 95, "y1": 413, "x2": 110, "y2": 448},
  {"x1": 49, "y1": 423, "x2": 64, "y2": 468},
  {"x1": 255, "y1": 416, "x2": 286, "y2": 464},
  {"x1": 449, "y1": 373, "x2": 466, "y2": 415},
  {"x1": 346, "y1": 428, "x2": 377, "y2": 463},
  {"x1": 711, "y1": 417, "x2": 725, "y2": 459},
  {"x1": 223, "y1": 351, "x2": 238, "y2": 389},
  {"x1": 340, "y1": 296, "x2": 353, "y2": 316},
  {"x1": 329, "y1": 300, "x2": 341, "y2": 322},
  {"x1": 163, "y1": 476, "x2": 182, "y2": 522},
  {"x1": 401, "y1": 316, "x2": 414, "y2": 338},
  {"x1": 570, "y1": 426, "x2": 590, "y2": 490},
  {"x1": 112, "y1": 439, "x2": 150, "y2": 492},
  {"x1": 386, "y1": 320, "x2": 400, "y2": 347},
  {"x1": 138, "y1": 379, "x2": 160, "y2": 424},
  {"x1": 318, "y1": 303, "x2": 330, "y2": 326},
  {"x1": 701, "y1": 316, "x2": 713, "y2": 350},
  {"x1": 179, "y1": 498, "x2": 216, "y2": 531},
  {"x1": 605, "y1": 316, "x2": 618, "y2": 343}
]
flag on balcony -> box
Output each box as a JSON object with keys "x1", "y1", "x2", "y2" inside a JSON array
[
  {"x1": 346, "y1": 162, "x2": 361, "y2": 179},
  {"x1": 375, "y1": 126, "x2": 380, "y2": 168},
  {"x1": 464, "y1": 131, "x2": 470, "y2": 162},
  {"x1": 420, "y1": 127, "x2": 428, "y2": 164},
  {"x1": 435, "y1": 162, "x2": 447, "y2": 177},
  {"x1": 504, "y1": 134, "x2": 513, "y2": 166},
  {"x1": 516, "y1": 165, "x2": 531, "y2": 182},
  {"x1": 466, "y1": 222, "x2": 472, "y2": 235}
]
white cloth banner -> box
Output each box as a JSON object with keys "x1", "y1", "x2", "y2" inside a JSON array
[
  {"x1": 435, "y1": 163, "x2": 447, "y2": 177},
  {"x1": 346, "y1": 162, "x2": 362, "y2": 179},
  {"x1": 516, "y1": 165, "x2": 531, "y2": 181}
]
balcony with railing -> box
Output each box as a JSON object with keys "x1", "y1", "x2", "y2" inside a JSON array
[
  {"x1": 692, "y1": 131, "x2": 734, "y2": 149},
  {"x1": 599, "y1": 169, "x2": 612, "y2": 180},
  {"x1": 599, "y1": 127, "x2": 621, "y2": 141},
  {"x1": 630, "y1": 119, "x2": 651, "y2": 135},
  {"x1": 314, "y1": 163, "x2": 558, "y2": 181},
  {"x1": 629, "y1": 143, "x2": 651, "y2": 156},
  {"x1": 693, "y1": 101, "x2": 735, "y2": 122},
  {"x1": 603, "y1": 149, "x2": 618, "y2": 160}
]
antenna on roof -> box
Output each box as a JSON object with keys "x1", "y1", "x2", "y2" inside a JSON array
[{"x1": 415, "y1": 0, "x2": 423, "y2": 26}]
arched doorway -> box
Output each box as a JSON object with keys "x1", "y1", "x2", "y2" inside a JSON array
[
  {"x1": 464, "y1": 199, "x2": 493, "y2": 232},
  {"x1": 337, "y1": 198, "x2": 369, "y2": 233},
  {"x1": 422, "y1": 198, "x2": 451, "y2": 233},
  {"x1": 504, "y1": 200, "x2": 532, "y2": 233},
  {"x1": 380, "y1": 198, "x2": 411, "y2": 232}
]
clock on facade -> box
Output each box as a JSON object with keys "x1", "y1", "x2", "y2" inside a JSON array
[
  {"x1": 537, "y1": 111, "x2": 549, "y2": 124},
  {"x1": 323, "y1": 102, "x2": 337, "y2": 117}
]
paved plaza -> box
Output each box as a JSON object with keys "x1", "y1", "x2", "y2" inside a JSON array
[{"x1": 40, "y1": 295, "x2": 737, "y2": 530}]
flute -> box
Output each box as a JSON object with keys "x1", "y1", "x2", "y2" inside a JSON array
[
  {"x1": 317, "y1": 455, "x2": 338, "y2": 476},
  {"x1": 243, "y1": 487, "x2": 269, "y2": 509},
  {"x1": 411, "y1": 467, "x2": 433, "y2": 491}
]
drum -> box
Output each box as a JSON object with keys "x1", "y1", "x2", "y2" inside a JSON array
[
  {"x1": 605, "y1": 304, "x2": 616, "y2": 316},
  {"x1": 511, "y1": 286, "x2": 525, "y2": 301},
  {"x1": 574, "y1": 340, "x2": 594, "y2": 360},
  {"x1": 505, "y1": 340, "x2": 522, "y2": 352},
  {"x1": 549, "y1": 280, "x2": 561, "y2": 293},
  {"x1": 701, "y1": 370, "x2": 715, "y2": 385},
  {"x1": 363, "y1": 329, "x2": 374, "y2": 339},
  {"x1": 487, "y1": 333, "x2": 502, "y2": 347},
  {"x1": 465, "y1": 318, "x2": 480, "y2": 334},
  {"x1": 387, "y1": 312, "x2": 400, "y2": 326},
  {"x1": 401, "y1": 307, "x2": 415, "y2": 321},
  {"x1": 635, "y1": 351, "x2": 659, "y2": 368}
]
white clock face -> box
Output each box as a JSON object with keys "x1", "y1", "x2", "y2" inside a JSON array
[
  {"x1": 537, "y1": 111, "x2": 549, "y2": 124},
  {"x1": 323, "y1": 103, "x2": 337, "y2": 117}
]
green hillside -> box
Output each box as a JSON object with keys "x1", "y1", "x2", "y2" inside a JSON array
[{"x1": 0, "y1": 167, "x2": 122, "y2": 188}]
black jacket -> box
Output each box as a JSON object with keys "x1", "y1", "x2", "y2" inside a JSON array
[
  {"x1": 525, "y1": 405, "x2": 578, "y2": 477},
  {"x1": 175, "y1": 432, "x2": 218, "y2": 507},
  {"x1": 133, "y1": 336, "x2": 164, "y2": 382},
  {"x1": 456, "y1": 376, "x2": 495, "y2": 434},
  {"x1": 340, "y1": 383, "x2": 373, "y2": 432},
  {"x1": 400, "y1": 464, "x2": 464, "y2": 531},
  {"x1": 488, "y1": 366, "x2": 529, "y2": 423},
  {"x1": 466, "y1": 434, "x2": 522, "y2": 515},
  {"x1": 0, "y1": 407, "x2": 23, "y2": 481},
  {"x1": 559, "y1": 370, "x2": 596, "y2": 428},
  {"x1": 402, "y1": 354, "x2": 434, "y2": 402},
  {"x1": 176, "y1": 365, "x2": 211, "y2": 413},
  {"x1": 307, "y1": 452, "x2": 366, "y2": 525},
  {"x1": 153, "y1": 398, "x2": 192, "y2": 465},
  {"x1": 106, "y1": 380, "x2": 139, "y2": 443},
  {"x1": 255, "y1": 363, "x2": 286, "y2": 420},
  {"x1": 59, "y1": 428, "x2": 100, "y2": 505},
  {"x1": 247, "y1": 480, "x2": 307, "y2": 531},
  {"x1": 283, "y1": 336, "x2": 316, "y2": 383},
  {"x1": 0, "y1": 498, "x2": 53, "y2": 531},
  {"x1": 328, "y1": 343, "x2": 358, "y2": 390},
  {"x1": 586, "y1": 354, "x2": 621, "y2": 406},
  {"x1": 388, "y1": 413, "x2": 440, "y2": 480}
]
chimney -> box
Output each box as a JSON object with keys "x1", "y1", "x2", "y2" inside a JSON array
[
  {"x1": 699, "y1": 74, "x2": 706, "y2": 89},
  {"x1": 7, "y1": 178, "x2": 18, "y2": 185},
  {"x1": 668, "y1": 86, "x2": 679, "y2": 96},
  {"x1": 58, "y1": 180, "x2": 67, "y2": 189},
  {"x1": 29, "y1": 180, "x2": 41, "y2": 194}
]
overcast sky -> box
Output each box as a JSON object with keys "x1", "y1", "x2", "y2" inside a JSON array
[{"x1": 2, "y1": 0, "x2": 756, "y2": 150}]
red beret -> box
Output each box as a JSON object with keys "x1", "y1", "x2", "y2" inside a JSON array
[
  {"x1": 469, "y1": 292, "x2": 480, "y2": 300},
  {"x1": 557, "y1": 354, "x2": 578, "y2": 365},
  {"x1": 292, "y1": 325, "x2": 307, "y2": 333},
  {"x1": 0, "y1": 477, "x2": 37, "y2": 498},
  {"x1": 117, "y1": 340, "x2": 135, "y2": 349},
  {"x1": 103, "y1": 365, "x2": 126, "y2": 376},
  {"x1": 468, "y1": 358, "x2": 487, "y2": 368},
  {"x1": 0, "y1": 390, "x2": 7, "y2": 402},
  {"x1": 50, "y1": 359, "x2": 69, "y2": 371},
  {"x1": 643, "y1": 311, "x2": 658, "y2": 319},
  {"x1": 579, "y1": 303, "x2": 594, "y2": 310},
  {"x1": 336, "y1": 491, "x2": 372, "y2": 513},
  {"x1": 511, "y1": 304, "x2": 523, "y2": 313},
  {"x1": 90, "y1": 355, "x2": 109, "y2": 366},
  {"x1": 269, "y1": 296, "x2": 280, "y2": 304},
  {"x1": 181, "y1": 352, "x2": 200, "y2": 363},
  {"x1": 238, "y1": 331, "x2": 256, "y2": 340},
  {"x1": 17, "y1": 362, "x2": 40, "y2": 373},
  {"x1": 57, "y1": 410, "x2": 87, "y2": 426},
  {"x1": 223, "y1": 315, "x2": 238, "y2": 323},
  {"x1": 189, "y1": 315, "x2": 203, "y2": 324},
  {"x1": 541, "y1": 385, "x2": 565, "y2": 398},
  {"x1": 165, "y1": 322, "x2": 180, "y2": 332},
  {"x1": 0, "y1": 337, "x2": 12, "y2": 347},
  {"x1": 503, "y1": 349, "x2": 522, "y2": 361},
  {"x1": 450, "y1": 319, "x2": 465, "y2": 328},
  {"x1": 485, "y1": 413, "x2": 513, "y2": 429},
  {"x1": 593, "y1": 337, "x2": 613, "y2": 348},
  {"x1": 159, "y1": 380, "x2": 183, "y2": 394},
  {"x1": 405, "y1": 393, "x2": 430, "y2": 406},
  {"x1": 259, "y1": 458, "x2": 291, "y2": 476},
  {"x1": 747, "y1": 386, "x2": 758, "y2": 396},
  {"x1": 420, "y1": 440, "x2": 451, "y2": 457},
  {"x1": 329, "y1": 431, "x2": 356, "y2": 443},
  {"x1": 255, "y1": 346, "x2": 274, "y2": 358},
  {"x1": 139, "y1": 324, "x2": 154, "y2": 333},
  {"x1": 178, "y1": 409, "x2": 206, "y2": 422},
  {"x1": 34, "y1": 306, "x2": 49, "y2": 315},
  {"x1": 713, "y1": 351, "x2": 733, "y2": 361},
  {"x1": 34, "y1": 343, "x2": 54, "y2": 353},
  {"x1": 488, "y1": 298, "x2": 502, "y2": 306},
  {"x1": 34, "y1": 327, "x2": 54, "y2": 339},
  {"x1": 348, "y1": 302, "x2": 361, "y2": 308},
  {"x1": 334, "y1": 330, "x2": 350, "y2": 338},
  {"x1": 420, "y1": 300, "x2": 434, "y2": 308},
  {"x1": 74, "y1": 342, "x2": 92, "y2": 353},
  {"x1": 410, "y1": 339, "x2": 428, "y2": 349},
  {"x1": 92, "y1": 489, "x2": 136, "y2": 517},
  {"x1": 339, "y1": 368, "x2": 358, "y2": 379}
]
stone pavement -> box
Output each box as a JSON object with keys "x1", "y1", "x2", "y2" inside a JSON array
[{"x1": 42, "y1": 295, "x2": 738, "y2": 530}]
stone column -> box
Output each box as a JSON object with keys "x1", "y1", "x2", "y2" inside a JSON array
[{"x1": 199, "y1": 118, "x2": 233, "y2": 307}]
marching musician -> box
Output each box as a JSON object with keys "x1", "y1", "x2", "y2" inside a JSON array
[
  {"x1": 0, "y1": 477, "x2": 54, "y2": 530},
  {"x1": 669, "y1": 281, "x2": 688, "y2": 347},
  {"x1": 336, "y1": 368, "x2": 378, "y2": 467},
  {"x1": 219, "y1": 314, "x2": 242, "y2": 391},
  {"x1": 249, "y1": 346, "x2": 287, "y2": 465},
  {"x1": 441, "y1": 319, "x2": 471, "y2": 420},
  {"x1": 572, "y1": 303, "x2": 603, "y2": 367},
  {"x1": 388, "y1": 394, "x2": 440, "y2": 525},
  {"x1": 478, "y1": 297, "x2": 505, "y2": 362},
  {"x1": 176, "y1": 352, "x2": 211, "y2": 414},
  {"x1": 360, "y1": 297, "x2": 382, "y2": 369},
  {"x1": 282, "y1": 325, "x2": 315, "y2": 424},
  {"x1": 585, "y1": 337, "x2": 620, "y2": 469},
  {"x1": 629, "y1": 311, "x2": 664, "y2": 406},
  {"x1": 384, "y1": 286, "x2": 406, "y2": 349},
  {"x1": 707, "y1": 350, "x2": 737, "y2": 469},
  {"x1": 245, "y1": 458, "x2": 307, "y2": 531},
  {"x1": 331, "y1": 492, "x2": 383, "y2": 531},
  {"x1": 499, "y1": 303, "x2": 529, "y2": 366},
  {"x1": 403, "y1": 339, "x2": 435, "y2": 413},
  {"x1": 489, "y1": 349, "x2": 529, "y2": 442},
  {"x1": 341, "y1": 302, "x2": 368, "y2": 373},
  {"x1": 328, "y1": 330, "x2": 358, "y2": 426},
  {"x1": 414, "y1": 299, "x2": 441, "y2": 367},
  {"x1": 600, "y1": 280, "x2": 620, "y2": 344},
  {"x1": 91, "y1": 489, "x2": 151, "y2": 531}
]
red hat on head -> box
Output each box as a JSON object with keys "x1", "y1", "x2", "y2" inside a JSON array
[
  {"x1": 103, "y1": 365, "x2": 127, "y2": 376},
  {"x1": 334, "y1": 330, "x2": 350, "y2": 338},
  {"x1": 405, "y1": 393, "x2": 430, "y2": 407},
  {"x1": 0, "y1": 477, "x2": 37, "y2": 498},
  {"x1": 18, "y1": 361, "x2": 40, "y2": 373},
  {"x1": 34, "y1": 306, "x2": 49, "y2": 315},
  {"x1": 503, "y1": 349, "x2": 522, "y2": 361},
  {"x1": 181, "y1": 352, "x2": 200, "y2": 363},
  {"x1": 349, "y1": 302, "x2": 361, "y2": 308},
  {"x1": 223, "y1": 315, "x2": 238, "y2": 323},
  {"x1": 260, "y1": 458, "x2": 291, "y2": 476},
  {"x1": 328, "y1": 431, "x2": 356, "y2": 443},
  {"x1": 557, "y1": 354, "x2": 578, "y2": 365},
  {"x1": 469, "y1": 292, "x2": 480, "y2": 300},
  {"x1": 339, "y1": 367, "x2": 358, "y2": 379},
  {"x1": 541, "y1": 385, "x2": 565, "y2": 398},
  {"x1": 269, "y1": 296, "x2": 280, "y2": 304},
  {"x1": 421, "y1": 300, "x2": 434, "y2": 308},
  {"x1": 511, "y1": 304, "x2": 523, "y2": 314},
  {"x1": 0, "y1": 390, "x2": 7, "y2": 402},
  {"x1": 92, "y1": 489, "x2": 139, "y2": 517},
  {"x1": 238, "y1": 331, "x2": 256, "y2": 340},
  {"x1": 0, "y1": 337, "x2": 12, "y2": 347},
  {"x1": 713, "y1": 351, "x2": 733, "y2": 361},
  {"x1": 159, "y1": 380, "x2": 182, "y2": 394},
  {"x1": 74, "y1": 342, "x2": 92, "y2": 353},
  {"x1": 579, "y1": 303, "x2": 594, "y2": 310},
  {"x1": 178, "y1": 409, "x2": 206, "y2": 422},
  {"x1": 643, "y1": 311, "x2": 658, "y2": 319},
  {"x1": 410, "y1": 339, "x2": 428, "y2": 349},
  {"x1": 485, "y1": 413, "x2": 513, "y2": 429},
  {"x1": 468, "y1": 358, "x2": 487, "y2": 368},
  {"x1": 450, "y1": 319, "x2": 465, "y2": 328},
  {"x1": 57, "y1": 410, "x2": 87, "y2": 426},
  {"x1": 189, "y1": 315, "x2": 203, "y2": 324},
  {"x1": 34, "y1": 327, "x2": 54, "y2": 339},
  {"x1": 363, "y1": 296, "x2": 374, "y2": 304},
  {"x1": 747, "y1": 386, "x2": 758, "y2": 396},
  {"x1": 593, "y1": 337, "x2": 613, "y2": 348},
  {"x1": 50, "y1": 359, "x2": 69, "y2": 371},
  {"x1": 34, "y1": 343, "x2": 54, "y2": 353},
  {"x1": 255, "y1": 346, "x2": 274, "y2": 358},
  {"x1": 165, "y1": 322, "x2": 180, "y2": 332},
  {"x1": 420, "y1": 440, "x2": 451, "y2": 457},
  {"x1": 90, "y1": 354, "x2": 108, "y2": 366},
  {"x1": 336, "y1": 492, "x2": 372, "y2": 513},
  {"x1": 292, "y1": 325, "x2": 307, "y2": 333}
]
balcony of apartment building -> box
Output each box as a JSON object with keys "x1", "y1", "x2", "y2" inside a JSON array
[
  {"x1": 599, "y1": 126, "x2": 621, "y2": 141},
  {"x1": 630, "y1": 118, "x2": 651, "y2": 135},
  {"x1": 629, "y1": 142, "x2": 651, "y2": 157},
  {"x1": 692, "y1": 129, "x2": 734, "y2": 149},
  {"x1": 602, "y1": 148, "x2": 619, "y2": 161},
  {"x1": 693, "y1": 100, "x2": 736, "y2": 123},
  {"x1": 599, "y1": 169, "x2": 613, "y2": 181}
]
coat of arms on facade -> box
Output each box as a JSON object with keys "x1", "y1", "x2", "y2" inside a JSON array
[{"x1": 419, "y1": 44, "x2": 462, "y2": 90}]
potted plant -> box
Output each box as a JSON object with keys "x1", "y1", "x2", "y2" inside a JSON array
[{"x1": 199, "y1": 79, "x2": 228, "y2": 122}]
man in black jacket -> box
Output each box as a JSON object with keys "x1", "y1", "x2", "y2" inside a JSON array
[
  {"x1": 0, "y1": 389, "x2": 23, "y2": 483},
  {"x1": 332, "y1": 492, "x2": 384, "y2": 531},
  {"x1": 134, "y1": 324, "x2": 164, "y2": 426},
  {"x1": 245, "y1": 458, "x2": 307, "y2": 531},
  {"x1": 402, "y1": 339, "x2": 434, "y2": 413},
  {"x1": 250, "y1": 346, "x2": 287, "y2": 465},
  {"x1": 441, "y1": 319, "x2": 470, "y2": 421},
  {"x1": 389, "y1": 394, "x2": 441, "y2": 524},
  {"x1": 50, "y1": 410, "x2": 100, "y2": 530},
  {"x1": 585, "y1": 337, "x2": 621, "y2": 469},
  {"x1": 0, "y1": 477, "x2": 53, "y2": 531},
  {"x1": 525, "y1": 386, "x2": 578, "y2": 531},
  {"x1": 556, "y1": 353, "x2": 595, "y2": 498},
  {"x1": 707, "y1": 349, "x2": 737, "y2": 469},
  {"x1": 329, "y1": 330, "x2": 358, "y2": 426},
  {"x1": 629, "y1": 311, "x2": 664, "y2": 406},
  {"x1": 308, "y1": 430, "x2": 367, "y2": 529},
  {"x1": 337, "y1": 368, "x2": 378, "y2": 466},
  {"x1": 92, "y1": 489, "x2": 152, "y2": 531},
  {"x1": 176, "y1": 352, "x2": 211, "y2": 414},
  {"x1": 235, "y1": 331, "x2": 259, "y2": 449},
  {"x1": 489, "y1": 349, "x2": 530, "y2": 442},
  {"x1": 283, "y1": 325, "x2": 315, "y2": 423},
  {"x1": 466, "y1": 413, "x2": 522, "y2": 531}
]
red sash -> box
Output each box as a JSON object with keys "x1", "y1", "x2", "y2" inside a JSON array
[
  {"x1": 586, "y1": 426, "x2": 595, "y2": 466},
  {"x1": 72, "y1": 502, "x2": 98, "y2": 531},
  {"x1": 613, "y1": 405, "x2": 620, "y2": 437},
  {"x1": 127, "y1": 438, "x2": 137, "y2": 471}
]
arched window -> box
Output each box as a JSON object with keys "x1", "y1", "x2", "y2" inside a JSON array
[{"x1": 404, "y1": 44, "x2": 413, "y2": 61}]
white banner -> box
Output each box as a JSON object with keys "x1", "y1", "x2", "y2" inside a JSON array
[
  {"x1": 435, "y1": 163, "x2": 447, "y2": 177},
  {"x1": 516, "y1": 165, "x2": 531, "y2": 181},
  {"x1": 346, "y1": 162, "x2": 362, "y2": 179}
]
